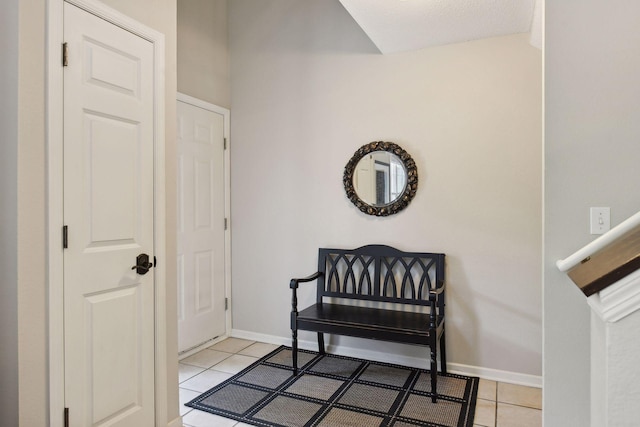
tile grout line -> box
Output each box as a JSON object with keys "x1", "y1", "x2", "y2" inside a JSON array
[
  {"x1": 494, "y1": 383, "x2": 498, "y2": 427},
  {"x1": 496, "y1": 400, "x2": 543, "y2": 410}
]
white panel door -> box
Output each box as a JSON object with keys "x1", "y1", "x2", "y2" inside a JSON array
[
  {"x1": 177, "y1": 100, "x2": 226, "y2": 352},
  {"x1": 63, "y1": 3, "x2": 155, "y2": 426}
]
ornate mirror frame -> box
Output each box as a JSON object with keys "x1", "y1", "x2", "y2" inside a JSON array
[{"x1": 343, "y1": 141, "x2": 418, "y2": 216}]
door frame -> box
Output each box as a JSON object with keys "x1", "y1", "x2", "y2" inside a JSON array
[
  {"x1": 46, "y1": 0, "x2": 169, "y2": 426},
  {"x1": 177, "y1": 93, "x2": 232, "y2": 344}
]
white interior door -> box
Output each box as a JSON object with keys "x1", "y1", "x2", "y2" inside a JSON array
[
  {"x1": 177, "y1": 99, "x2": 226, "y2": 353},
  {"x1": 63, "y1": 3, "x2": 156, "y2": 425}
]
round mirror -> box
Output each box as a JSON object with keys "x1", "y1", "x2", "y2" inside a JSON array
[{"x1": 343, "y1": 141, "x2": 418, "y2": 216}]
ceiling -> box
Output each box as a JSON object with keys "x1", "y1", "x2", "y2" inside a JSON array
[{"x1": 339, "y1": 0, "x2": 542, "y2": 54}]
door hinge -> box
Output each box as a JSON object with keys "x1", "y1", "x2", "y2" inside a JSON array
[
  {"x1": 62, "y1": 225, "x2": 68, "y2": 249},
  {"x1": 224, "y1": 218, "x2": 228, "y2": 230},
  {"x1": 223, "y1": 137, "x2": 227, "y2": 150},
  {"x1": 225, "y1": 297, "x2": 229, "y2": 310},
  {"x1": 62, "y1": 42, "x2": 69, "y2": 67},
  {"x1": 64, "y1": 407, "x2": 69, "y2": 427}
]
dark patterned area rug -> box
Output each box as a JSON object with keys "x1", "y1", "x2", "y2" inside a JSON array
[{"x1": 187, "y1": 346, "x2": 478, "y2": 427}]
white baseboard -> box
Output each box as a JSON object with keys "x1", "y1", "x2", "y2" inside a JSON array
[
  {"x1": 178, "y1": 335, "x2": 229, "y2": 361},
  {"x1": 447, "y1": 362, "x2": 542, "y2": 388},
  {"x1": 231, "y1": 329, "x2": 542, "y2": 389},
  {"x1": 231, "y1": 329, "x2": 291, "y2": 347}
]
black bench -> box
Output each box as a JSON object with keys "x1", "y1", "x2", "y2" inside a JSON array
[{"x1": 289, "y1": 244, "x2": 446, "y2": 402}]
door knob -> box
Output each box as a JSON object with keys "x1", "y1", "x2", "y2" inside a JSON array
[{"x1": 132, "y1": 253, "x2": 153, "y2": 275}]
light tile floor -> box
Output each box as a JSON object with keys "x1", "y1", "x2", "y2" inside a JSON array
[{"x1": 179, "y1": 338, "x2": 542, "y2": 427}]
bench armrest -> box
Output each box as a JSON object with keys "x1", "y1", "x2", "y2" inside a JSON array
[
  {"x1": 428, "y1": 280, "x2": 446, "y2": 300},
  {"x1": 290, "y1": 271, "x2": 323, "y2": 289},
  {"x1": 291, "y1": 272, "x2": 324, "y2": 330}
]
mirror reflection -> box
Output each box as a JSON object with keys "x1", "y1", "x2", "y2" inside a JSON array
[{"x1": 353, "y1": 151, "x2": 407, "y2": 207}]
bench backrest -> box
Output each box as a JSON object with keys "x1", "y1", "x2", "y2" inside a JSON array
[{"x1": 316, "y1": 245, "x2": 445, "y2": 309}]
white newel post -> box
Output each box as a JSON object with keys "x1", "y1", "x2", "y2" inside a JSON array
[
  {"x1": 557, "y1": 211, "x2": 640, "y2": 427},
  {"x1": 588, "y1": 270, "x2": 640, "y2": 426}
]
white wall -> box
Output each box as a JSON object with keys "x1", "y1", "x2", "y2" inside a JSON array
[
  {"x1": 0, "y1": 0, "x2": 19, "y2": 425},
  {"x1": 178, "y1": 0, "x2": 230, "y2": 108},
  {"x1": 544, "y1": 1, "x2": 640, "y2": 425},
  {"x1": 230, "y1": 0, "x2": 542, "y2": 378},
  {"x1": 17, "y1": 1, "x2": 48, "y2": 423}
]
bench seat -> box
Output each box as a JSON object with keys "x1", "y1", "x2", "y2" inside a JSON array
[{"x1": 297, "y1": 303, "x2": 443, "y2": 345}]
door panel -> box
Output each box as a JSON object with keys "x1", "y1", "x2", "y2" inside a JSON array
[
  {"x1": 86, "y1": 113, "x2": 137, "y2": 244},
  {"x1": 63, "y1": 3, "x2": 155, "y2": 426},
  {"x1": 88, "y1": 287, "x2": 141, "y2": 423},
  {"x1": 195, "y1": 251, "x2": 213, "y2": 312},
  {"x1": 177, "y1": 100, "x2": 226, "y2": 352},
  {"x1": 85, "y1": 40, "x2": 140, "y2": 96},
  {"x1": 195, "y1": 159, "x2": 213, "y2": 229}
]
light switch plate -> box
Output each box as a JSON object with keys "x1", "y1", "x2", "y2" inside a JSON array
[{"x1": 590, "y1": 207, "x2": 610, "y2": 235}]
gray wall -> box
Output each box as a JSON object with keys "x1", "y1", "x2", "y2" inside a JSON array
[
  {"x1": 178, "y1": 0, "x2": 230, "y2": 108},
  {"x1": 230, "y1": 0, "x2": 542, "y2": 378},
  {"x1": 544, "y1": 1, "x2": 640, "y2": 425},
  {"x1": 0, "y1": 0, "x2": 19, "y2": 425}
]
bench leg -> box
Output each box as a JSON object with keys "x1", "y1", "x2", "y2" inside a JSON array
[
  {"x1": 292, "y1": 329, "x2": 298, "y2": 376},
  {"x1": 440, "y1": 327, "x2": 447, "y2": 375},
  {"x1": 317, "y1": 332, "x2": 325, "y2": 355},
  {"x1": 430, "y1": 337, "x2": 438, "y2": 403}
]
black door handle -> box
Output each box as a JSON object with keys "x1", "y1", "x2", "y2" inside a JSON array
[{"x1": 132, "y1": 253, "x2": 153, "y2": 275}]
